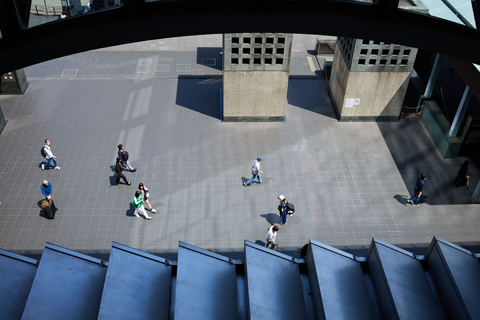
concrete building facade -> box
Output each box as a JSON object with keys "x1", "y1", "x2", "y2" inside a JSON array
[{"x1": 223, "y1": 33, "x2": 292, "y2": 121}]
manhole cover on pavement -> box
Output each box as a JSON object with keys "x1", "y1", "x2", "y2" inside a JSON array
[
  {"x1": 61, "y1": 69, "x2": 78, "y2": 77},
  {"x1": 176, "y1": 64, "x2": 191, "y2": 72},
  {"x1": 155, "y1": 64, "x2": 170, "y2": 72},
  {"x1": 201, "y1": 58, "x2": 216, "y2": 66},
  {"x1": 135, "y1": 66, "x2": 151, "y2": 73},
  {"x1": 137, "y1": 58, "x2": 152, "y2": 65}
]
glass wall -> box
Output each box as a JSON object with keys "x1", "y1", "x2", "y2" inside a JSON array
[
  {"x1": 399, "y1": 0, "x2": 477, "y2": 29},
  {"x1": 22, "y1": 0, "x2": 123, "y2": 28}
]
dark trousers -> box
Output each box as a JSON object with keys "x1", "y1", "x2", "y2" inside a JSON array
[{"x1": 116, "y1": 173, "x2": 129, "y2": 185}]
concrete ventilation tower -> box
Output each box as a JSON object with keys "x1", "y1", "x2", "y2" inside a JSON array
[
  {"x1": 328, "y1": 0, "x2": 427, "y2": 121},
  {"x1": 223, "y1": 33, "x2": 293, "y2": 121},
  {"x1": 329, "y1": 38, "x2": 418, "y2": 121}
]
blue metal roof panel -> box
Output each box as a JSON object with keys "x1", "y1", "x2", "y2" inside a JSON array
[
  {"x1": 369, "y1": 242, "x2": 447, "y2": 320},
  {"x1": 245, "y1": 244, "x2": 308, "y2": 320},
  {"x1": 21, "y1": 247, "x2": 107, "y2": 320},
  {"x1": 174, "y1": 245, "x2": 238, "y2": 320},
  {"x1": 97, "y1": 246, "x2": 172, "y2": 320},
  {"x1": 0, "y1": 254, "x2": 37, "y2": 320},
  {"x1": 308, "y1": 242, "x2": 377, "y2": 320}
]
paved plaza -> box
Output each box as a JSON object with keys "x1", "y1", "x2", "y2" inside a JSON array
[{"x1": 0, "y1": 35, "x2": 479, "y2": 261}]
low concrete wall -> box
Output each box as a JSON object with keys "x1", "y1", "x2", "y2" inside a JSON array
[
  {"x1": 1, "y1": 69, "x2": 28, "y2": 94},
  {"x1": 419, "y1": 98, "x2": 462, "y2": 159},
  {"x1": 223, "y1": 71, "x2": 287, "y2": 122}
]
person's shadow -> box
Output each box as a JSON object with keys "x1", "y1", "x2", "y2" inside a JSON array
[
  {"x1": 109, "y1": 165, "x2": 117, "y2": 186},
  {"x1": 260, "y1": 213, "x2": 281, "y2": 225},
  {"x1": 38, "y1": 162, "x2": 51, "y2": 170},
  {"x1": 125, "y1": 203, "x2": 136, "y2": 217},
  {"x1": 394, "y1": 194, "x2": 429, "y2": 205},
  {"x1": 394, "y1": 195, "x2": 409, "y2": 206}
]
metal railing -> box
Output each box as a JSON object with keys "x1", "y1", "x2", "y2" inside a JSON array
[
  {"x1": 30, "y1": 4, "x2": 63, "y2": 16},
  {"x1": 400, "y1": 104, "x2": 424, "y2": 119}
]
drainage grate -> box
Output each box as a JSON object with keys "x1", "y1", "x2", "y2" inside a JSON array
[
  {"x1": 158, "y1": 46, "x2": 169, "y2": 51},
  {"x1": 61, "y1": 69, "x2": 78, "y2": 77},
  {"x1": 201, "y1": 58, "x2": 216, "y2": 66},
  {"x1": 135, "y1": 66, "x2": 151, "y2": 73},
  {"x1": 155, "y1": 64, "x2": 170, "y2": 72},
  {"x1": 176, "y1": 64, "x2": 191, "y2": 72},
  {"x1": 137, "y1": 58, "x2": 152, "y2": 65}
]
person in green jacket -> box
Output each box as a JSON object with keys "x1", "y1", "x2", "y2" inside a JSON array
[{"x1": 132, "y1": 191, "x2": 151, "y2": 220}]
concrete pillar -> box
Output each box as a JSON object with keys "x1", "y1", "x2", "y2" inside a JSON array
[
  {"x1": 472, "y1": 181, "x2": 480, "y2": 203},
  {"x1": 449, "y1": 85, "x2": 472, "y2": 137},
  {"x1": 0, "y1": 69, "x2": 28, "y2": 94},
  {"x1": 329, "y1": 38, "x2": 417, "y2": 121},
  {"x1": 424, "y1": 53, "x2": 443, "y2": 98},
  {"x1": 222, "y1": 33, "x2": 292, "y2": 122}
]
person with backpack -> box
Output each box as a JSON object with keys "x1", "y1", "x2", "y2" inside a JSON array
[
  {"x1": 41, "y1": 139, "x2": 61, "y2": 170},
  {"x1": 278, "y1": 195, "x2": 294, "y2": 225},
  {"x1": 118, "y1": 144, "x2": 136, "y2": 172},
  {"x1": 132, "y1": 190, "x2": 151, "y2": 220}
]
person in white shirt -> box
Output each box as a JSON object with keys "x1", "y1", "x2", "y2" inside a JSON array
[
  {"x1": 265, "y1": 226, "x2": 279, "y2": 249},
  {"x1": 41, "y1": 139, "x2": 61, "y2": 170},
  {"x1": 244, "y1": 157, "x2": 263, "y2": 186}
]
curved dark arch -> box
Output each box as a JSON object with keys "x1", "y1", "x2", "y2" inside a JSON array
[{"x1": 0, "y1": 0, "x2": 479, "y2": 74}]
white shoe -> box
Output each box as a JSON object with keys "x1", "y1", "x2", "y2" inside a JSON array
[
  {"x1": 135, "y1": 214, "x2": 140, "y2": 218},
  {"x1": 146, "y1": 216, "x2": 151, "y2": 220},
  {"x1": 151, "y1": 209, "x2": 157, "y2": 213},
  {"x1": 41, "y1": 164, "x2": 44, "y2": 170},
  {"x1": 55, "y1": 166, "x2": 61, "y2": 170}
]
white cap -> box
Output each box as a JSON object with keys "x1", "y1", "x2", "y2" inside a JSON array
[
  {"x1": 278, "y1": 195, "x2": 285, "y2": 200},
  {"x1": 43, "y1": 180, "x2": 48, "y2": 185}
]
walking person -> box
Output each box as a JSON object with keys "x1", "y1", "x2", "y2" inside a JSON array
[
  {"x1": 265, "y1": 226, "x2": 279, "y2": 249},
  {"x1": 453, "y1": 160, "x2": 470, "y2": 189},
  {"x1": 114, "y1": 157, "x2": 131, "y2": 185},
  {"x1": 40, "y1": 180, "x2": 56, "y2": 218},
  {"x1": 41, "y1": 139, "x2": 61, "y2": 170},
  {"x1": 118, "y1": 144, "x2": 136, "y2": 172},
  {"x1": 407, "y1": 174, "x2": 427, "y2": 206},
  {"x1": 244, "y1": 157, "x2": 263, "y2": 186},
  {"x1": 278, "y1": 195, "x2": 289, "y2": 225},
  {"x1": 132, "y1": 191, "x2": 151, "y2": 219},
  {"x1": 137, "y1": 183, "x2": 156, "y2": 213}
]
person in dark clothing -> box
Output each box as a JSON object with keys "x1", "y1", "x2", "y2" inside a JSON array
[
  {"x1": 118, "y1": 144, "x2": 136, "y2": 172},
  {"x1": 407, "y1": 174, "x2": 427, "y2": 206},
  {"x1": 278, "y1": 195, "x2": 289, "y2": 225},
  {"x1": 453, "y1": 160, "x2": 470, "y2": 189},
  {"x1": 40, "y1": 180, "x2": 56, "y2": 218},
  {"x1": 115, "y1": 157, "x2": 131, "y2": 185}
]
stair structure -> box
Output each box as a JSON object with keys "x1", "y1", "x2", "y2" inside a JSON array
[{"x1": 1, "y1": 237, "x2": 480, "y2": 320}]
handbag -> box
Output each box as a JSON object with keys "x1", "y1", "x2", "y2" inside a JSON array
[
  {"x1": 145, "y1": 192, "x2": 150, "y2": 198},
  {"x1": 41, "y1": 199, "x2": 52, "y2": 209}
]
